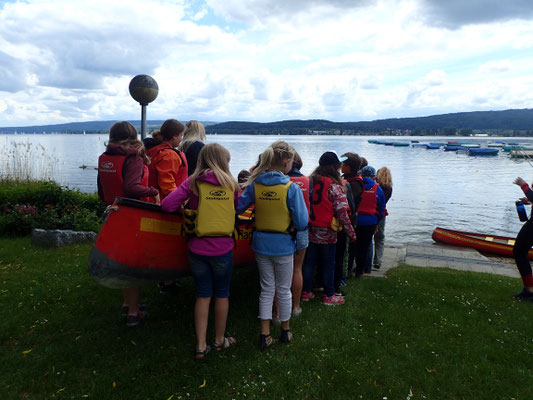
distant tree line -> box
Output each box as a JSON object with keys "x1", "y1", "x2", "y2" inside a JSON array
[{"x1": 2, "y1": 108, "x2": 533, "y2": 135}]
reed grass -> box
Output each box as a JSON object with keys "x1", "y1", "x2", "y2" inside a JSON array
[{"x1": 0, "y1": 139, "x2": 58, "y2": 181}]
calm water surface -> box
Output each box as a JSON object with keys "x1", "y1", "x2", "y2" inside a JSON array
[{"x1": 2, "y1": 134, "x2": 533, "y2": 244}]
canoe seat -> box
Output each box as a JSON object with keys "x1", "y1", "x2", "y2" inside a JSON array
[{"x1": 486, "y1": 237, "x2": 494, "y2": 242}]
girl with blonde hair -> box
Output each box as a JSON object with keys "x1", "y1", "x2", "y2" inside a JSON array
[
  {"x1": 373, "y1": 167, "x2": 393, "y2": 270},
  {"x1": 238, "y1": 141, "x2": 308, "y2": 350},
  {"x1": 161, "y1": 143, "x2": 240, "y2": 359},
  {"x1": 179, "y1": 120, "x2": 207, "y2": 175}
]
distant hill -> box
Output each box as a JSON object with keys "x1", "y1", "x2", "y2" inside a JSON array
[
  {"x1": 205, "y1": 109, "x2": 533, "y2": 136},
  {"x1": 0, "y1": 120, "x2": 219, "y2": 134},
  {"x1": 2, "y1": 109, "x2": 533, "y2": 135}
]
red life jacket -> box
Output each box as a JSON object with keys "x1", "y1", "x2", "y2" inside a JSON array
[
  {"x1": 147, "y1": 144, "x2": 188, "y2": 198},
  {"x1": 358, "y1": 182, "x2": 379, "y2": 216},
  {"x1": 289, "y1": 175, "x2": 311, "y2": 215},
  {"x1": 98, "y1": 153, "x2": 149, "y2": 205},
  {"x1": 309, "y1": 176, "x2": 334, "y2": 227}
]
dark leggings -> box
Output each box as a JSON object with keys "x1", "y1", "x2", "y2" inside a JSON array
[
  {"x1": 354, "y1": 225, "x2": 376, "y2": 276},
  {"x1": 513, "y1": 217, "x2": 533, "y2": 277}
]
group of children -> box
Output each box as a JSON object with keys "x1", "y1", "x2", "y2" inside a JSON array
[{"x1": 97, "y1": 122, "x2": 393, "y2": 358}]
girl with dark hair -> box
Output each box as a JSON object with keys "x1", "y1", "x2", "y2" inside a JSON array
[
  {"x1": 146, "y1": 119, "x2": 188, "y2": 200},
  {"x1": 97, "y1": 121, "x2": 160, "y2": 327},
  {"x1": 302, "y1": 151, "x2": 356, "y2": 306}
]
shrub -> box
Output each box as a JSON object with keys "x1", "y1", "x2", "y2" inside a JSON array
[{"x1": 0, "y1": 179, "x2": 105, "y2": 236}]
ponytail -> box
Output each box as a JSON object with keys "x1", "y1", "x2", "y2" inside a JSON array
[{"x1": 245, "y1": 141, "x2": 294, "y2": 186}]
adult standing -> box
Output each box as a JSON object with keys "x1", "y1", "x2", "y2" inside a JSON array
[
  {"x1": 179, "y1": 120, "x2": 206, "y2": 176},
  {"x1": 512, "y1": 176, "x2": 533, "y2": 301}
]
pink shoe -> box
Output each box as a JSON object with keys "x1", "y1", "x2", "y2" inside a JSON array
[
  {"x1": 321, "y1": 294, "x2": 345, "y2": 306},
  {"x1": 301, "y1": 291, "x2": 315, "y2": 301}
]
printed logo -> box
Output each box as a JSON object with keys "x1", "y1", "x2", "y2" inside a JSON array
[
  {"x1": 209, "y1": 189, "x2": 227, "y2": 197},
  {"x1": 262, "y1": 191, "x2": 277, "y2": 198},
  {"x1": 101, "y1": 161, "x2": 114, "y2": 169},
  {"x1": 294, "y1": 181, "x2": 304, "y2": 188}
]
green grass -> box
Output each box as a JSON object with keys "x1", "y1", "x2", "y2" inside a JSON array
[{"x1": 1, "y1": 237, "x2": 532, "y2": 400}]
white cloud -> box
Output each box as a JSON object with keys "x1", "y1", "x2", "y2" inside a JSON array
[{"x1": 1, "y1": 0, "x2": 533, "y2": 126}]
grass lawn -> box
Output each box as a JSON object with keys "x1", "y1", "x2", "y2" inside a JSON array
[{"x1": 1, "y1": 237, "x2": 532, "y2": 400}]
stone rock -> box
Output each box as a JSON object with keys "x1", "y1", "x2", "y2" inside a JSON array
[{"x1": 31, "y1": 228, "x2": 97, "y2": 248}]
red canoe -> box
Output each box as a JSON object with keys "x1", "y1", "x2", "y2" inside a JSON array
[
  {"x1": 432, "y1": 227, "x2": 533, "y2": 260},
  {"x1": 89, "y1": 198, "x2": 256, "y2": 288}
]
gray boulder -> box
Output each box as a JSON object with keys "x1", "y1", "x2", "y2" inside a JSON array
[{"x1": 31, "y1": 229, "x2": 97, "y2": 247}]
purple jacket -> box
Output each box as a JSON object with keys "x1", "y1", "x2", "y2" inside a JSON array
[{"x1": 161, "y1": 171, "x2": 238, "y2": 256}]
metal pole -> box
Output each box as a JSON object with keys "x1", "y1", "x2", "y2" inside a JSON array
[{"x1": 141, "y1": 104, "x2": 147, "y2": 140}]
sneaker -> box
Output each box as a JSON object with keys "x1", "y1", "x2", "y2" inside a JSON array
[
  {"x1": 339, "y1": 278, "x2": 347, "y2": 287},
  {"x1": 121, "y1": 303, "x2": 147, "y2": 318},
  {"x1": 373, "y1": 264, "x2": 381, "y2": 270},
  {"x1": 126, "y1": 306, "x2": 149, "y2": 327},
  {"x1": 513, "y1": 288, "x2": 533, "y2": 302},
  {"x1": 292, "y1": 307, "x2": 302, "y2": 317},
  {"x1": 364, "y1": 269, "x2": 372, "y2": 274},
  {"x1": 301, "y1": 291, "x2": 315, "y2": 301},
  {"x1": 334, "y1": 290, "x2": 346, "y2": 298},
  {"x1": 322, "y1": 294, "x2": 345, "y2": 306},
  {"x1": 158, "y1": 281, "x2": 181, "y2": 294},
  {"x1": 271, "y1": 316, "x2": 281, "y2": 326}
]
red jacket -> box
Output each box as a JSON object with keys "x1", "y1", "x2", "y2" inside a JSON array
[
  {"x1": 147, "y1": 143, "x2": 188, "y2": 199},
  {"x1": 309, "y1": 176, "x2": 334, "y2": 227},
  {"x1": 97, "y1": 144, "x2": 157, "y2": 205},
  {"x1": 358, "y1": 182, "x2": 380, "y2": 216}
]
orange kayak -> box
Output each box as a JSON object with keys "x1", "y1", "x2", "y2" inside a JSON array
[
  {"x1": 89, "y1": 198, "x2": 255, "y2": 288},
  {"x1": 432, "y1": 227, "x2": 533, "y2": 260}
]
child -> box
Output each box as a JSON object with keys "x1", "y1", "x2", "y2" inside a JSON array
[
  {"x1": 179, "y1": 120, "x2": 206, "y2": 176},
  {"x1": 238, "y1": 141, "x2": 308, "y2": 350},
  {"x1": 161, "y1": 143, "x2": 240, "y2": 359},
  {"x1": 353, "y1": 166, "x2": 385, "y2": 278},
  {"x1": 373, "y1": 167, "x2": 393, "y2": 270},
  {"x1": 273, "y1": 150, "x2": 310, "y2": 322},
  {"x1": 147, "y1": 119, "x2": 188, "y2": 200},
  {"x1": 334, "y1": 152, "x2": 363, "y2": 292},
  {"x1": 97, "y1": 121, "x2": 160, "y2": 327},
  {"x1": 147, "y1": 119, "x2": 188, "y2": 294},
  {"x1": 303, "y1": 151, "x2": 357, "y2": 305}
]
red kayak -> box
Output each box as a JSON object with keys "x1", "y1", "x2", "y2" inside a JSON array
[
  {"x1": 89, "y1": 198, "x2": 255, "y2": 288},
  {"x1": 432, "y1": 227, "x2": 533, "y2": 260}
]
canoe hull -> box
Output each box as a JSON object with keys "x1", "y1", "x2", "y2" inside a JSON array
[
  {"x1": 89, "y1": 198, "x2": 255, "y2": 288},
  {"x1": 432, "y1": 227, "x2": 533, "y2": 260}
]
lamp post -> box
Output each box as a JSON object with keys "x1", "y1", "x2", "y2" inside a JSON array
[{"x1": 129, "y1": 74, "x2": 159, "y2": 140}]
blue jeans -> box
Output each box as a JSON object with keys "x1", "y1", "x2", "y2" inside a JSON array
[
  {"x1": 188, "y1": 250, "x2": 233, "y2": 298},
  {"x1": 303, "y1": 242, "x2": 336, "y2": 297}
]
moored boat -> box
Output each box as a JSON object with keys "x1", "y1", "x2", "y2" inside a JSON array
[
  {"x1": 432, "y1": 227, "x2": 533, "y2": 260},
  {"x1": 468, "y1": 148, "x2": 499, "y2": 156},
  {"x1": 89, "y1": 197, "x2": 256, "y2": 288}
]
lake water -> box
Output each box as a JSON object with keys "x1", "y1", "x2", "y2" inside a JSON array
[{"x1": 2, "y1": 134, "x2": 533, "y2": 244}]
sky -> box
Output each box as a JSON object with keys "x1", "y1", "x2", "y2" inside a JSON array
[{"x1": 1, "y1": 0, "x2": 533, "y2": 127}]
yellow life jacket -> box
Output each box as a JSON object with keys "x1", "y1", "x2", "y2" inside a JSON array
[
  {"x1": 186, "y1": 181, "x2": 235, "y2": 237},
  {"x1": 254, "y1": 181, "x2": 292, "y2": 233}
]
